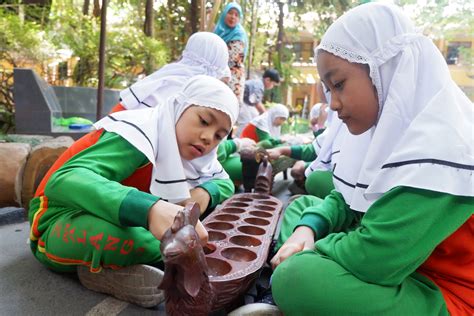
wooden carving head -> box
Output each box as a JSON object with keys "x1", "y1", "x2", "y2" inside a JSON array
[{"x1": 159, "y1": 202, "x2": 209, "y2": 298}]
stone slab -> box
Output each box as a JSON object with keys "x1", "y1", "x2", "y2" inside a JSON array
[{"x1": 0, "y1": 143, "x2": 31, "y2": 207}]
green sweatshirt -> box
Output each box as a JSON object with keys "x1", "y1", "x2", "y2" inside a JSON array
[
  {"x1": 256, "y1": 127, "x2": 282, "y2": 147},
  {"x1": 297, "y1": 187, "x2": 473, "y2": 286},
  {"x1": 44, "y1": 131, "x2": 234, "y2": 229},
  {"x1": 289, "y1": 143, "x2": 317, "y2": 162},
  {"x1": 217, "y1": 139, "x2": 238, "y2": 163}
]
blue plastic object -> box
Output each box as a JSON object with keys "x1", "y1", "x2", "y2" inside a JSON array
[{"x1": 68, "y1": 123, "x2": 92, "y2": 130}]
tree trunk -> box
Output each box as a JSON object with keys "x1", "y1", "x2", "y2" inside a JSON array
[
  {"x1": 166, "y1": 0, "x2": 178, "y2": 59},
  {"x1": 144, "y1": 0, "x2": 154, "y2": 37},
  {"x1": 199, "y1": 0, "x2": 206, "y2": 31},
  {"x1": 247, "y1": 0, "x2": 258, "y2": 78},
  {"x1": 93, "y1": 0, "x2": 101, "y2": 18},
  {"x1": 188, "y1": 0, "x2": 198, "y2": 34},
  {"x1": 83, "y1": 0, "x2": 90, "y2": 15},
  {"x1": 96, "y1": 0, "x2": 107, "y2": 121},
  {"x1": 276, "y1": 1, "x2": 284, "y2": 61},
  {"x1": 206, "y1": 0, "x2": 221, "y2": 32}
]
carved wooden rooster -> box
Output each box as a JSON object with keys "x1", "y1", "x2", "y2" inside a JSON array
[{"x1": 159, "y1": 202, "x2": 215, "y2": 315}]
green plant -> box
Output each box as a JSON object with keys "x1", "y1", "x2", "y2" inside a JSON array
[
  {"x1": 0, "y1": 10, "x2": 49, "y2": 133},
  {"x1": 47, "y1": 4, "x2": 170, "y2": 89}
]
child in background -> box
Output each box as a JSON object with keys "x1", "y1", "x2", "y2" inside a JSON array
[
  {"x1": 111, "y1": 32, "x2": 231, "y2": 112},
  {"x1": 236, "y1": 69, "x2": 281, "y2": 135},
  {"x1": 309, "y1": 102, "x2": 328, "y2": 137},
  {"x1": 240, "y1": 103, "x2": 289, "y2": 148},
  {"x1": 270, "y1": 3, "x2": 473, "y2": 315},
  {"x1": 267, "y1": 106, "x2": 336, "y2": 198},
  {"x1": 28, "y1": 76, "x2": 239, "y2": 308},
  {"x1": 266, "y1": 127, "x2": 335, "y2": 198}
]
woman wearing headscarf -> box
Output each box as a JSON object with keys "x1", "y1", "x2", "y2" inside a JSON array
[
  {"x1": 268, "y1": 3, "x2": 473, "y2": 315},
  {"x1": 28, "y1": 76, "x2": 239, "y2": 308},
  {"x1": 214, "y1": 2, "x2": 248, "y2": 104},
  {"x1": 111, "y1": 32, "x2": 231, "y2": 112},
  {"x1": 240, "y1": 103, "x2": 289, "y2": 148}
]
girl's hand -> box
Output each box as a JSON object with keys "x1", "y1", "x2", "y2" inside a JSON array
[
  {"x1": 233, "y1": 137, "x2": 256, "y2": 152},
  {"x1": 148, "y1": 200, "x2": 209, "y2": 245},
  {"x1": 267, "y1": 148, "x2": 283, "y2": 160},
  {"x1": 177, "y1": 187, "x2": 210, "y2": 214},
  {"x1": 270, "y1": 226, "x2": 315, "y2": 270},
  {"x1": 267, "y1": 147, "x2": 291, "y2": 160}
]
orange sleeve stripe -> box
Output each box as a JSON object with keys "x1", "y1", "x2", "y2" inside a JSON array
[{"x1": 45, "y1": 251, "x2": 124, "y2": 272}]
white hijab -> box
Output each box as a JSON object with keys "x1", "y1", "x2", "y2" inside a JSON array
[
  {"x1": 251, "y1": 104, "x2": 289, "y2": 138},
  {"x1": 120, "y1": 32, "x2": 231, "y2": 110},
  {"x1": 310, "y1": 103, "x2": 323, "y2": 120},
  {"x1": 306, "y1": 112, "x2": 347, "y2": 176},
  {"x1": 315, "y1": 3, "x2": 473, "y2": 212},
  {"x1": 95, "y1": 75, "x2": 239, "y2": 203}
]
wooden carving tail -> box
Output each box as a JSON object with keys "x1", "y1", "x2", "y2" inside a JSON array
[{"x1": 254, "y1": 156, "x2": 273, "y2": 194}]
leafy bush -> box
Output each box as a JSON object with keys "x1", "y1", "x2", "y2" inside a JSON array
[
  {"x1": 47, "y1": 6, "x2": 170, "y2": 89},
  {"x1": 0, "y1": 10, "x2": 51, "y2": 133}
]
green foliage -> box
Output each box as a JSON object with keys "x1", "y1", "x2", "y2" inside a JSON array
[
  {"x1": 399, "y1": 0, "x2": 474, "y2": 41},
  {"x1": 105, "y1": 31, "x2": 169, "y2": 88},
  {"x1": 281, "y1": 116, "x2": 310, "y2": 134},
  {"x1": 0, "y1": 9, "x2": 52, "y2": 133},
  {"x1": 458, "y1": 46, "x2": 473, "y2": 68},
  {"x1": 1, "y1": 2, "x2": 172, "y2": 132},
  {"x1": 155, "y1": 0, "x2": 191, "y2": 60},
  {"x1": 46, "y1": 4, "x2": 170, "y2": 88},
  {"x1": 289, "y1": 0, "x2": 356, "y2": 40},
  {"x1": 0, "y1": 9, "x2": 48, "y2": 65},
  {"x1": 47, "y1": 7, "x2": 101, "y2": 86}
]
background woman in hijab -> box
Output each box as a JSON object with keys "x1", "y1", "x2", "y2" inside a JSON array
[
  {"x1": 111, "y1": 32, "x2": 231, "y2": 112},
  {"x1": 240, "y1": 103, "x2": 289, "y2": 148},
  {"x1": 214, "y1": 2, "x2": 248, "y2": 104},
  {"x1": 28, "y1": 76, "x2": 239, "y2": 308},
  {"x1": 268, "y1": 3, "x2": 473, "y2": 315}
]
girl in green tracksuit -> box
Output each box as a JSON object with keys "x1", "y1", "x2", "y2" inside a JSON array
[
  {"x1": 240, "y1": 103, "x2": 289, "y2": 148},
  {"x1": 217, "y1": 137, "x2": 255, "y2": 185},
  {"x1": 270, "y1": 3, "x2": 473, "y2": 316},
  {"x1": 28, "y1": 75, "x2": 239, "y2": 308},
  {"x1": 266, "y1": 130, "x2": 336, "y2": 198}
]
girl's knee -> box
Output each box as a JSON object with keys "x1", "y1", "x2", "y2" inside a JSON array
[{"x1": 272, "y1": 252, "x2": 349, "y2": 314}]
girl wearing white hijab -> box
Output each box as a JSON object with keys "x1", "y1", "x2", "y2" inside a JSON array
[
  {"x1": 28, "y1": 75, "x2": 239, "y2": 308},
  {"x1": 111, "y1": 32, "x2": 231, "y2": 112},
  {"x1": 309, "y1": 103, "x2": 328, "y2": 137},
  {"x1": 240, "y1": 103, "x2": 289, "y2": 147},
  {"x1": 269, "y1": 3, "x2": 473, "y2": 315}
]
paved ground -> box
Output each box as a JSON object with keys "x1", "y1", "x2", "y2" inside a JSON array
[{"x1": 0, "y1": 174, "x2": 293, "y2": 315}]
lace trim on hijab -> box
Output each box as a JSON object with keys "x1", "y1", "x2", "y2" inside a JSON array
[
  {"x1": 318, "y1": 42, "x2": 383, "y2": 111},
  {"x1": 182, "y1": 50, "x2": 226, "y2": 78},
  {"x1": 319, "y1": 34, "x2": 423, "y2": 113}
]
